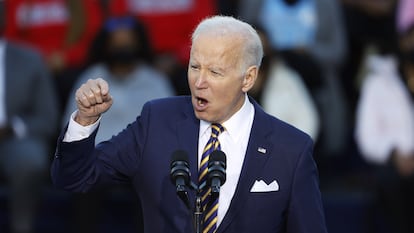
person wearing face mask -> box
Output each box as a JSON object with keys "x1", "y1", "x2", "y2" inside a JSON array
[
  {"x1": 63, "y1": 16, "x2": 174, "y2": 143},
  {"x1": 62, "y1": 16, "x2": 174, "y2": 233},
  {"x1": 104, "y1": 0, "x2": 217, "y2": 96}
]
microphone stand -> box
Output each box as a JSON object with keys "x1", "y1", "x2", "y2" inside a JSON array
[
  {"x1": 172, "y1": 172, "x2": 205, "y2": 233},
  {"x1": 193, "y1": 185, "x2": 219, "y2": 233},
  {"x1": 191, "y1": 182, "x2": 204, "y2": 233},
  {"x1": 194, "y1": 194, "x2": 203, "y2": 233},
  {"x1": 178, "y1": 178, "x2": 222, "y2": 232}
]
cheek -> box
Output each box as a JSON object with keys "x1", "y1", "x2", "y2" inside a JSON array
[
  {"x1": 187, "y1": 72, "x2": 195, "y2": 87},
  {"x1": 212, "y1": 83, "x2": 239, "y2": 106}
]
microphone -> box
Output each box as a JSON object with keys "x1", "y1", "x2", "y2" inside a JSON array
[
  {"x1": 207, "y1": 150, "x2": 226, "y2": 199},
  {"x1": 170, "y1": 150, "x2": 191, "y2": 209}
]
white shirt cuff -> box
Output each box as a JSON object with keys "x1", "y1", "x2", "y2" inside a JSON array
[{"x1": 63, "y1": 111, "x2": 100, "y2": 142}]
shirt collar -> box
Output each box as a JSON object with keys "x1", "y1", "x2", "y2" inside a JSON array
[{"x1": 200, "y1": 94, "x2": 254, "y2": 143}]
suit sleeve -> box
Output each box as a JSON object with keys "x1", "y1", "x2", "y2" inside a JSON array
[
  {"x1": 286, "y1": 139, "x2": 328, "y2": 233},
  {"x1": 51, "y1": 101, "x2": 152, "y2": 193}
]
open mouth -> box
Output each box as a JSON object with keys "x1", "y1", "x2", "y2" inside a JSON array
[
  {"x1": 197, "y1": 97, "x2": 208, "y2": 107},
  {"x1": 194, "y1": 96, "x2": 209, "y2": 111}
]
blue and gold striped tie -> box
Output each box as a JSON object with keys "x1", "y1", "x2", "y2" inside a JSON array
[{"x1": 199, "y1": 123, "x2": 225, "y2": 233}]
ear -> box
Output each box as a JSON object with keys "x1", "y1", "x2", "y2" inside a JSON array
[{"x1": 241, "y1": 65, "x2": 258, "y2": 93}]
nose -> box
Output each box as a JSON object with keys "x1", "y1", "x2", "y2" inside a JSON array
[{"x1": 194, "y1": 70, "x2": 208, "y2": 89}]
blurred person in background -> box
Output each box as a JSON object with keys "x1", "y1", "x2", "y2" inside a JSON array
[
  {"x1": 354, "y1": 2, "x2": 414, "y2": 232},
  {"x1": 398, "y1": 1, "x2": 414, "y2": 95},
  {"x1": 64, "y1": 15, "x2": 174, "y2": 143},
  {"x1": 250, "y1": 25, "x2": 320, "y2": 141},
  {"x1": 340, "y1": 0, "x2": 397, "y2": 115},
  {"x1": 239, "y1": 0, "x2": 348, "y2": 159},
  {"x1": 396, "y1": 0, "x2": 414, "y2": 38},
  {"x1": 0, "y1": 2, "x2": 59, "y2": 233},
  {"x1": 64, "y1": 15, "x2": 174, "y2": 233},
  {"x1": 354, "y1": 24, "x2": 414, "y2": 233},
  {"x1": 103, "y1": 0, "x2": 217, "y2": 95},
  {"x1": 4, "y1": 0, "x2": 103, "y2": 112}
]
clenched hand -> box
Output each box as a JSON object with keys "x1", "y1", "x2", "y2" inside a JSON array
[{"x1": 74, "y1": 78, "x2": 113, "y2": 126}]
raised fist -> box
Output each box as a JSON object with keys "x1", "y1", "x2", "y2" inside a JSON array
[{"x1": 74, "y1": 78, "x2": 113, "y2": 126}]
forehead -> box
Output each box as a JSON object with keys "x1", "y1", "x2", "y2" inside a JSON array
[
  {"x1": 109, "y1": 28, "x2": 136, "y2": 45},
  {"x1": 190, "y1": 34, "x2": 243, "y2": 66}
]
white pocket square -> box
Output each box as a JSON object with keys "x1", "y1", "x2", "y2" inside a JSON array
[{"x1": 250, "y1": 180, "x2": 279, "y2": 192}]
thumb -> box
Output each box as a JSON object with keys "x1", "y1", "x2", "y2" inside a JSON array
[
  {"x1": 100, "y1": 95, "x2": 113, "y2": 113},
  {"x1": 102, "y1": 94, "x2": 113, "y2": 103}
]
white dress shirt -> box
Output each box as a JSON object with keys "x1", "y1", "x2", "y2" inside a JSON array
[
  {"x1": 0, "y1": 40, "x2": 6, "y2": 127},
  {"x1": 63, "y1": 94, "x2": 255, "y2": 227},
  {"x1": 63, "y1": 111, "x2": 101, "y2": 142}
]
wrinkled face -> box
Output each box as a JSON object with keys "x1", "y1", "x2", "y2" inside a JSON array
[{"x1": 188, "y1": 34, "x2": 257, "y2": 123}]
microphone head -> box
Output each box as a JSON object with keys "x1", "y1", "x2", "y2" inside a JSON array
[
  {"x1": 209, "y1": 150, "x2": 226, "y2": 168},
  {"x1": 171, "y1": 150, "x2": 189, "y2": 165},
  {"x1": 208, "y1": 150, "x2": 226, "y2": 186},
  {"x1": 170, "y1": 150, "x2": 190, "y2": 186}
]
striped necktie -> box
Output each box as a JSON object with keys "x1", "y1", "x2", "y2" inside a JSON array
[{"x1": 199, "y1": 123, "x2": 225, "y2": 233}]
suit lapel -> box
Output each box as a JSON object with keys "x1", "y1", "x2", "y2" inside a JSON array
[
  {"x1": 176, "y1": 98, "x2": 200, "y2": 201},
  {"x1": 217, "y1": 101, "x2": 274, "y2": 233}
]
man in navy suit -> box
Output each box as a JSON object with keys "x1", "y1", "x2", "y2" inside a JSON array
[{"x1": 52, "y1": 16, "x2": 328, "y2": 233}]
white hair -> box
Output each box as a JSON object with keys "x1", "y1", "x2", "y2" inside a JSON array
[{"x1": 191, "y1": 15, "x2": 263, "y2": 71}]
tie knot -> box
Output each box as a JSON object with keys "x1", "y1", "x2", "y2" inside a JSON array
[{"x1": 211, "y1": 123, "x2": 225, "y2": 138}]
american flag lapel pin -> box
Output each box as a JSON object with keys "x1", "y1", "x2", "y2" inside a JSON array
[{"x1": 257, "y1": 147, "x2": 267, "y2": 154}]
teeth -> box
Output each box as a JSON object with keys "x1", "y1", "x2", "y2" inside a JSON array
[{"x1": 197, "y1": 98, "x2": 206, "y2": 106}]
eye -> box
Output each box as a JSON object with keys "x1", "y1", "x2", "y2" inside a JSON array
[
  {"x1": 190, "y1": 64, "x2": 200, "y2": 70},
  {"x1": 210, "y1": 70, "x2": 222, "y2": 77}
]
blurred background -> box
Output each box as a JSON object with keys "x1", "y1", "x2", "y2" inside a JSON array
[{"x1": 0, "y1": 0, "x2": 414, "y2": 232}]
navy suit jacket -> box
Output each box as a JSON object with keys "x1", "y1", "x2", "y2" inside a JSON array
[{"x1": 52, "y1": 96, "x2": 328, "y2": 233}]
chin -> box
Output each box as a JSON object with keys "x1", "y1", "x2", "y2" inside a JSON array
[
  {"x1": 194, "y1": 111, "x2": 207, "y2": 121},
  {"x1": 193, "y1": 111, "x2": 214, "y2": 123}
]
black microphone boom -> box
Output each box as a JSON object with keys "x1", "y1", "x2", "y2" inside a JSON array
[
  {"x1": 207, "y1": 150, "x2": 227, "y2": 199},
  {"x1": 170, "y1": 150, "x2": 191, "y2": 210}
]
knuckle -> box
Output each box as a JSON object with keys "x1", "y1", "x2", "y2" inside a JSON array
[
  {"x1": 75, "y1": 91, "x2": 83, "y2": 99},
  {"x1": 80, "y1": 83, "x2": 88, "y2": 90},
  {"x1": 92, "y1": 87, "x2": 101, "y2": 93}
]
